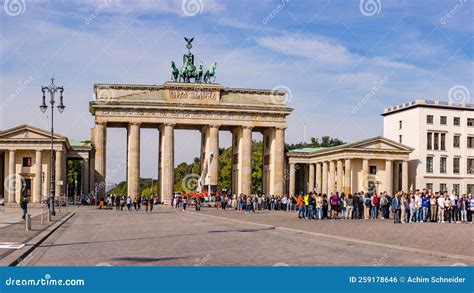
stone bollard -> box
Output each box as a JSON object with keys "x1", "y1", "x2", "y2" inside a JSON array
[
  {"x1": 47, "y1": 210, "x2": 52, "y2": 222},
  {"x1": 25, "y1": 214, "x2": 31, "y2": 231}
]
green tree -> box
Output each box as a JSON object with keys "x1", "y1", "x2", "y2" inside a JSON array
[
  {"x1": 286, "y1": 136, "x2": 345, "y2": 150},
  {"x1": 67, "y1": 159, "x2": 82, "y2": 196}
]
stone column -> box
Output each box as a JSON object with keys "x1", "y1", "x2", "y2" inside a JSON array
[
  {"x1": 344, "y1": 158, "x2": 351, "y2": 195},
  {"x1": 55, "y1": 150, "x2": 63, "y2": 199},
  {"x1": 8, "y1": 150, "x2": 16, "y2": 203},
  {"x1": 385, "y1": 160, "x2": 393, "y2": 195},
  {"x1": 328, "y1": 161, "x2": 335, "y2": 194},
  {"x1": 82, "y1": 159, "x2": 89, "y2": 196},
  {"x1": 402, "y1": 160, "x2": 409, "y2": 192},
  {"x1": 240, "y1": 126, "x2": 252, "y2": 195},
  {"x1": 159, "y1": 123, "x2": 174, "y2": 204},
  {"x1": 89, "y1": 155, "x2": 95, "y2": 194},
  {"x1": 94, "y1": 122, "x2": 107, "y2": 199},
  {"x1": 289, "y1": 163, "x2": 296, "y2": 196},
  {"x1": 315, "y1": 162, "x2": 322, "y2": 193},
  {"x1": 362, "y1": 158, "x2": 369, "y2": 193},
  {"x1": 208, "y1": 125, "x2": 219, "y2": 186},
  {"x1": 33, "y1": 150, "x2": 42, "y2": 203},
  {"x1": 322, "y1": 161, "x2": 328, "y2": 195},
  {"x1": 127, "y1": 123, "x2": 141, "y2": 198},
  {"x1": 308, "y1": 163, "x2": 315, "y2": 193},
  {"x1": 337, "y1": 160, "x2": 343, "y2": 193},
  {"x1": 273, "y1": 127, "x2": 285, "y2": 196}
]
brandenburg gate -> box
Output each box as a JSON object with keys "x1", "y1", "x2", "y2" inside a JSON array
[
  {"x1": 89, "y1": 82, "x2": 292, "y2": 203},
  {"x1": 89, "y1": 38, "x2": 292, "y2": 203}
]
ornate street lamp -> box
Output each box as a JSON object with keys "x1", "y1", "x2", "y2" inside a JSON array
[{"x1": 40, "y1": 77, "x2": 65, "y2": 217}]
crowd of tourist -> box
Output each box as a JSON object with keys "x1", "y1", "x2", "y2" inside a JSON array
[
  {"x1": 174, "y1": 190, "x2": 473, "y2": 224},
  {"x1": 101, "y1": 189, "x2": 474, "y2": 224},
  {"x1": 99, "y1": 195, "x2": 157, "y2": 212}
]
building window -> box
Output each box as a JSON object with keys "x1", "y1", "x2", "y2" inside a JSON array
[
  {"x1": 468, "y1": 184, "x2": 474, "y2": 195},
  {"x1": 453, "y1": 184, "x2": 460, "y2": 194},
  {"x1": 426, "y1": 157, "x2": 433, "y2": 173},
  {"x1": 453, "y1": 135, "x2": 460, "y2": 148},
  {"x1": 467, "y1": 158, "x2": 474, "y2": 174},
  {"x1": 453, "y1": 157, "x2": 460, "y2": 174},
  {"x1": 468, "y1": 118, "x2": 474, "y2": 126},
  {"x1": 440, "y1": 157, "x2": 447, "y2": 173},
  {"x1": 427, "y1": 115, "x2": 433, "y2": 124},
  {"x1": 426, "y1": 183, "x2": 433, "y2": 192},
  {"x1": 434, "y1": 133, "x2": 439, "y2": 150},
  {"x1": 399, "y1": 135, "x2": 402, "y2": 144},
  {"x1": 454, "y1": 117, "x2": 460, "y2": 126},
  {"x1": 440, "y1": 116, "x2": 447, "y2": 125},
  {"x1": 440, "y1": 184, "x2": 447, "y2": 193},
  {"x1": 427, "y1": 132, "x2": 432, "y2": 150},
  {"x1": 399, "y1": 120, "x2": 402, "y2": 130},
  {"x1": 369, "y1": 166, "x2": 377, "y2": 175},
  {"x1": 468, "y1": 137, "x2": 474, "y2": 148},
  {"x1": 22, "y1": 157, "x2": 32, "y2": 167},
  {"x1": 440, "y1": 133, "x2": 446, "y2": 151}
]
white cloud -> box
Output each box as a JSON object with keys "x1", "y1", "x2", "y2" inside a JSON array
[{"x1": 254, "y1": 34, "x2": 417, "y2": 71}]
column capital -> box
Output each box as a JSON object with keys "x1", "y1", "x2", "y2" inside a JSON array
[
  {"x1": 209, "y1": 124, "x2": 221, "y2": 129},
  {"x1": 129, "y1": 122, "x2": 141, "y2": 126},
  {"x1": 163, "y1": 122, "x2": 176, "y2": 127},
  {"x1": 275, "y1": 126, "x2": 286, "y2": 131},
  {"x1": 242, "y1": 125, "x2": 253, "y2": 130},
  {"x1": 95, "y1": 121, "x2": 107, "y2": 127}
]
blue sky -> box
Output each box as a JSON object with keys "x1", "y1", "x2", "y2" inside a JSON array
[{"x1": 1, "y1": 0, "x2": 473, "y2": 182}]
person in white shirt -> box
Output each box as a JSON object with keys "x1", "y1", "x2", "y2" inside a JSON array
[{"x1": 437, "y1": 194, "x2": 445, "y2": 223}]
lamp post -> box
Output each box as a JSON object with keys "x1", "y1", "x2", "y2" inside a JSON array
[{"x1": 40, "y1": 77, "x2": 65, "y2": 217}]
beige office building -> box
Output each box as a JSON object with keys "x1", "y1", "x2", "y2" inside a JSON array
[
  {"x1": 0, "y1": 125, "x2": 92, "y2": 204},
  {"x1": 383, "y1": 99, "x2": 474, "y2": 194}
]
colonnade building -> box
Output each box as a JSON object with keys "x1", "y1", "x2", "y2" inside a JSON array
[{"x1": 286, "y1": 136, "x2": 413, "y2": 196}]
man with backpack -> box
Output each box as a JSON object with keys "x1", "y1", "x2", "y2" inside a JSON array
[
  {"x1": 370, "y1": 193, "x2": 379, "y2": 219},
  {"x1": 363, "y1": 193, "x2": 371, "y2": 220},
  {"x1": 392, "y1": 193, "x2": 401, "y2": 223}
]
